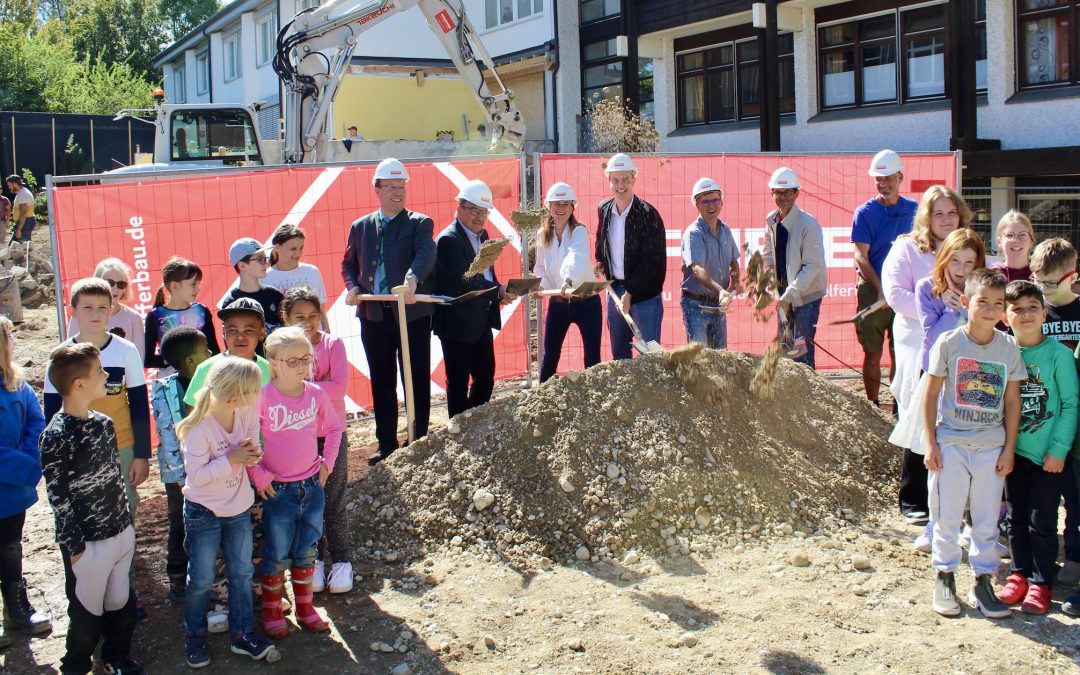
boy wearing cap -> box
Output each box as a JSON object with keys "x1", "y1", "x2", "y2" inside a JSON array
[
  {"x1": 681, "y1": 178, "x2": 741, "y2": 349},
  {"x1": 595, "y1": 153, "x2": 667, "y2": 360},
  {"x1": 342, "y1": 158, "x2": 436, "y2": 464},
  {"x1": 218, "y1": 238, "x2": 284, "y2": 343},
  {"x1": 762, "y1": 167, "x2": 827, "y2": 368},
  {"x1": 433, "y1": 180, "x2": 514, "y2": 417},
  {"x1": 852, "y1": 150, "x2": 917, "y2": 408},
  {"x1": 184, "y1": 298, "x2": 272, "y2": 406}
]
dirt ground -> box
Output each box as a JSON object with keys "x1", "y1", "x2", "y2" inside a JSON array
[{"x1": 3, "y1": 304, "x2": 1080, "y2": 675}]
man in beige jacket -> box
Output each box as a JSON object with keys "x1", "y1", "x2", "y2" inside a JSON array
[{"x1": 762, "y1": 167, "x2": 827, "y2": 368}]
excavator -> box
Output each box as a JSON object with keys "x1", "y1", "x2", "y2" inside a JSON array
[{"x1": 109, "y1": 0, "x2": 526, "y2": 174}]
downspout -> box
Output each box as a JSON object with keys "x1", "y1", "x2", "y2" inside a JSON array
[{"x1": 550, "y1": 0, "x2": 559, "y2": 150}]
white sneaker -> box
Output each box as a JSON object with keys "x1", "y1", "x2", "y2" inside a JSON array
[
  {"x1": 327, "y1": 562, "x2": 354, "y2": 594},
  {"x1": 311, "y1": 559, "x2": 326, "y2": 593},
  {"x1": 913, "y1": 523, "x2": 932, "y2": 553}
]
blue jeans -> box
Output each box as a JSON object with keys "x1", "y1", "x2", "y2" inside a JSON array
[
  {"x1": 540, "y1": 295, "x2": 603, "y2": 382},
  {"x1": 257, "y1": 475, "x2": 325, "y2": 575},
  {"x1": 606, "y1": 283, "x2": 663, "y2": 360},
  {"x1": 680, "y1": 296, "x2": 728, "y2": 349},
  {"x1": 182, "y1": 500, "x2": 254, "y2": 639},
  {"x1": 778, "y1": 298, "x2": 822, "y2": 368}
]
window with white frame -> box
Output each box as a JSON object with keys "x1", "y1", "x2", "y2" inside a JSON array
[
  {"x1": 299, "y1": 0, "x2": 320, "y2": 10},
  {"x1": 173, "y1": 64, "x2": 186, "y2": 103},
  {"x1": 485, "y1": 0, "x2": 542, "y2": 29},
  {"x1": 817, "y1": 1, "x2": 988, "y2": 111},
  {"x1": 256, "y1": 12, "x2": 277, "y2": 67},
  {"x1": 224, "y1": 31, "x2": 241, "y2": 81},
  {"x1": 196, "y1": 50, "x2": 209, "y2": 95}
]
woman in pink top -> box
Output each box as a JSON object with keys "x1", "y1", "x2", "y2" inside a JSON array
[
  {"x1": 281, "y1": 287, "x2": 353, "y2": 594},
  {"x1": 250, "y1": 327, "x2": 343, "y2": 639},
  {"x1": 176, "y1": 357, "x2": 280, "y2": 666},
  {"x1": 881, "y1": 185, "x2": 972, "y2": 530}
]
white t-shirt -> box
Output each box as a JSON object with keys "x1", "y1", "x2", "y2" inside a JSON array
[
  {"x1": 608, "y1": 201, "x2": 630, "y2": 280},
  {"x1": 13, "y1": 187, "x2": 33, "y2": 210},
  {"x1": 224, "y1": 263, "x2": 327, "y2": 304}
]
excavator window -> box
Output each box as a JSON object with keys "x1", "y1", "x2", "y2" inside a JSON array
[{"x1": 170, "y1": 109, "x2": 263, "y2": 166}]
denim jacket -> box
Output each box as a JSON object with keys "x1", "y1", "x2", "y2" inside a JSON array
[{"x1": 151, "y1": 375, "x2": 187, "y2": 484}]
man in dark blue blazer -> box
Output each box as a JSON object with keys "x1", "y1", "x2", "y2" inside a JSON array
[
  {"x1": 432, "y1": 180, "x2": 512, "y2": 417},
  {"x1": 342, "y1": 158, "x2": 436, "y2": 464}
]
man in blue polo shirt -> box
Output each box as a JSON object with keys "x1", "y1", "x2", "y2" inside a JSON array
[{"x1": 851, "y1": 149, "x2": 917, "y2": 408}]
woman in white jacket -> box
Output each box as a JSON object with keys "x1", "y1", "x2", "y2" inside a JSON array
[{"x1": 533, "y1": 182, "x2": 601, "y2": 382}]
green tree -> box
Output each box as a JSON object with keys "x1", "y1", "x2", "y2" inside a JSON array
[
  {"x1": 157, "y1": 0, "x2": 218, "y2": 42},
  {"x1": 67, "y1": 0, "x2": 166, "y2": 79},
  {"x1": 0, "y1": 23, "x2": 42, "y2": 110},
  {"x1": 0, "y1": 0, "x2": 38, "y2": 27}
]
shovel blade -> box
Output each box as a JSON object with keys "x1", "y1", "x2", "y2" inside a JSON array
[{"x1": 634, "y1": 339, "x2": 664, "y2": 355}]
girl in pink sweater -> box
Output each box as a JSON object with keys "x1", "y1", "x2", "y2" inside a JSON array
[
  {"x1": 281, "y1": 287, "x2": 353, "y2": 594},
  {"x1": 176, "y1": 357, "x2": 280, "y2": 666},
  {"x1": 250, "y1": 327, "x2": 343, "y2": 639}
]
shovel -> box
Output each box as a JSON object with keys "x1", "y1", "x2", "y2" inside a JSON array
[
  {"x1": 829, "y1": 298, "x2": 888, "y2": 325},
  {"x1": 391, "y1": 284, "x2": 418, "y2": 445},
  {"x1": 606, "y1": 288, "x2": 663, "y2": 355},
  {"x1": 778, "y1": 305, "x2": 808, "y2": 360}
]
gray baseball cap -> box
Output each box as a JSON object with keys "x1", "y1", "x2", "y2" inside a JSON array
[
  {"x1": 229, "y1": 237, "x2": 271, "y2": 266},
  {"x1": 217, "y1": 297, "x2": 265, "y2": 323}
]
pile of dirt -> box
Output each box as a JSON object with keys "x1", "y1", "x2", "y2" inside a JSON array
[{"x1": 349, "y1": 344, "x2": 898, "y2": 570}]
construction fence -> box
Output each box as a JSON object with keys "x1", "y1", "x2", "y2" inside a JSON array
[{"x1": 47, "y1": 151, "x2": 957, "y2": 414}]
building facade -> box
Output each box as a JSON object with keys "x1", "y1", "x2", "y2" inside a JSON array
[
  {"x1": 154, "y1": 0, "x2": 557, "y2": 149},
  {"x1": 557, "y1": 0, "x2": 1080, "y2": 238}
]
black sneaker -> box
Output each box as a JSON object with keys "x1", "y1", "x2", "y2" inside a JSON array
[
  {"x1": 231, "y1": 633, "x2": 281, "y2": 662},
  {"x1": 932, "y1": 571, "x2": 960, "y2": 616},
  {"x1": 1062, "y1": 594, "x2": 1080, "y2": 617},
  {"x1": 186, "y1": 635, "x2": 210, "y2": 669},
  {"x1": 969, "y1": 574, "x2": 1011, "y2": 619},
  {"x1": 103, "y1": 657, "x2": 147, "y2": 675}
]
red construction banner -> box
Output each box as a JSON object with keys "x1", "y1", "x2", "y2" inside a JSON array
[
  {"x1": 538, "y1": 153, "x2": 958, "y2": 371},
  {"x1": 51, "y1": 157, "x2": 526, "y2": 413}
]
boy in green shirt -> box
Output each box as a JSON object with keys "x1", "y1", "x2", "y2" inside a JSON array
[
  {"x1": 999, "y1": 280, "x2": 1078, "y2": 614},
  {"x1": 185, "y1": 298, "x2": 272, "y2": 406}
]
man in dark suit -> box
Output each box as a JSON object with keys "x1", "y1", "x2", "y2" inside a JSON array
[
  {"x1": 433, "y1": 179, "x2": 513, "y2": 417},
  {"x1": 594, "y1": 153, "x2": 667, "y2": 359},
  {"x1": 342, "y1": 158, "x2": 436, "y2": 464}
]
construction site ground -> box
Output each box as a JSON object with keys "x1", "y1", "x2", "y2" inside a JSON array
[{"x1": 4, "y1": 299, "x2": 1080, "y2": 675}]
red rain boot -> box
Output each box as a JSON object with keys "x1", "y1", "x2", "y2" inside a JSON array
[
  {"x1": 290, "y1": 567, "x2": 329, "y2": 633},
  {"x1": 259, "y1": 573, "x2": 288, "y2": 639}
]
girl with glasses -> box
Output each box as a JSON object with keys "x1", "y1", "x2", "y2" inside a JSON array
[
  {"x1": 67, "y1": 258, "x2": 146, "y2": 361},
  {"x1": 991, "y1": 210, "x2": 1036, "y2": 283}
]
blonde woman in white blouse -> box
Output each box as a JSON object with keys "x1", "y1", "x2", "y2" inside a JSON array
[{"x1": 533, "y1": 182, "x2": 601, "y2": 382}]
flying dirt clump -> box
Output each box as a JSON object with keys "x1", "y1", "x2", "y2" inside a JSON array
[{"x1": 347, "y1": 347, "x2": 896, "y2": 570}]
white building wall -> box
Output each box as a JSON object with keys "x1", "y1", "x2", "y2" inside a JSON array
[{"x1": 653, "y1": 1, "x2": 1080, "y2": 157}]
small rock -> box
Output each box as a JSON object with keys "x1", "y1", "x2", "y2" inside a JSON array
[
  {"x1": 565, "y1": 369, "x2": 581, "y2": 382},
  {"x1": 384, "y1": 551, "x2": 399, "y2": 562},
  {"x1": 533, "y1": 427, "x2": 543, "y2": 438},
  {"x1": 391, "y1": 664, "x2": 411, "y2": 675},
  {"x1": 779, "y1": 523, "x2": 794, "y2": 535},
  {"x1": 472, "y1": 489, "x2": 495, "y2": 511},
  {"x1": 567, "y1": 637, "x2": 585, "y2": 651},
  {"x1": 852, "y1": 585, "x2": 868, "y2": 596},
  {"x1": 679, "y1": 633, "x2": 699, "y2": 647},
  {"x1": 789, "y1": 552, "x2": 810, "y2": 568},
  {"x1": 483, "y1": 635, "x2": 497, "y2": 650},
  {"x1": 850, "y1": 554, "x2": 872, "y2": 570},
  {"x1": 559, "y1": 477, "x2": 575, "y2": 493},
  {"x1": 606, "y1": 463, "x2": 620, "y2": 479},
  {"x1": 623, "y1": 550, "x2": 640, "y2": 565},
  {"x1": 380, "y1": 643, "x2": 395, "y2": 653},
  {"x1": 575, "y1": 546, "x2": 590, "y2": 561},
  {"x1": 447, "y1": 421, "x2": 462, "y2": 434},
  {"x1": 694, "y1": 506, "x2": 711, "y2": 529}
]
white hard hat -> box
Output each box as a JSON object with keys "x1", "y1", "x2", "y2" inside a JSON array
[
  {"x1": 605, "y1": 153, "x2": 636, "y2": 174},
  {"x1": 372, "y1": 158, "x2": 409, "y2": 185},
  {"x1": 456, "y1": 179, "x2": 494, "y2": 210},
  {"x1": 868, "y1": 149, "x2": 903, "y2": 177},
  {"x1": 691, "y1": 177, "x2": 722, "y2": 204},
  {"x1": 544, "y1": 182, "x2": 577, "y2": 204},
  {"x1": 768, "y1": 166, "x2": 800, "y2": 189}
]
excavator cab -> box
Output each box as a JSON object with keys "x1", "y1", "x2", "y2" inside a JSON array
[{"x1": 168, "y1": 108, "x2": 264, "y2": 166}]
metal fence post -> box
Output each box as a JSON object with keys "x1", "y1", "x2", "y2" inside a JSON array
[
  {"x1": 519, "y1": 153, "x2": 534, "y2": 388},
  {"x1": 46, "y1": 175, "x2": 67, "y2": 340}
]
